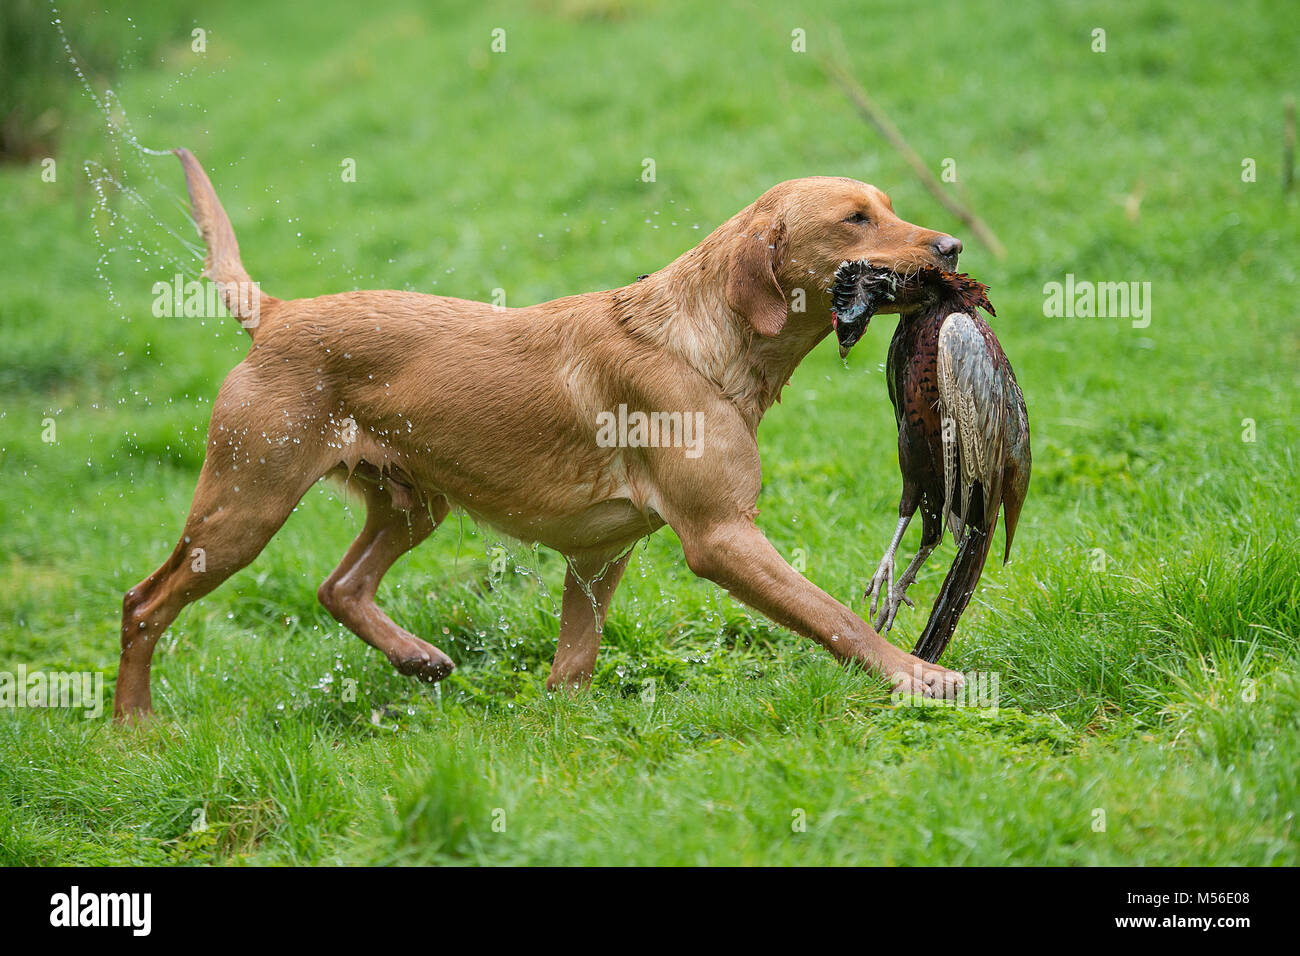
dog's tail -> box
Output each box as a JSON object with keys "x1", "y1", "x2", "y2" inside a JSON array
[{"x1": 174, "y1": 148, "x2": 277, "y2": 336}]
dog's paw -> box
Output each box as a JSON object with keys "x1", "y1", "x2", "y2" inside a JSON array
[
  {"x1": 889, "y1": 659, "x2": 963, "y2": 700},
  {"x1": 392, "y1": 640, "x2": 455, "y2": 683}
]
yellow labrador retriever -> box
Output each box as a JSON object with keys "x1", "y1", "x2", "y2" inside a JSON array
[{"x1": 114, "y1": 148, "x2": 967, "y2": 720}]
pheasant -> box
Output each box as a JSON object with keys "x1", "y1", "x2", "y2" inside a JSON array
[{"x1": 831, "y1": 262, "x2": 1031, "y2": 663}]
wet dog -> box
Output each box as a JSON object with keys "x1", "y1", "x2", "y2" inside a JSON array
[{"x1": 114, "y1": 149, "x2": 966, "y2": 719}]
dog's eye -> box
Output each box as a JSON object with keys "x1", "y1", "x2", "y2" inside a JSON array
[{"x1": 843, "y1": 212, "x2": 870, "y2": 225}]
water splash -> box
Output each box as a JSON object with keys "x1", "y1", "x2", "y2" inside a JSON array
[
  {"x1": 50, "y1": 2, "x2": 212, "y2": 325},
  {"x1": 50, "y1": 4, "x2": 177, "y2": 158}
]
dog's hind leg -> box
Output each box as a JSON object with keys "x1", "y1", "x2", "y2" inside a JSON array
[
  {"x1": 546, "y1": 550, "x2": 632, "y2": 691},
  {"x1": 317, "y1": 478, "x2": 454, "y2": 683},
  {"x1": 116, "y1": 452, "x2": 327, "y2": 722}
]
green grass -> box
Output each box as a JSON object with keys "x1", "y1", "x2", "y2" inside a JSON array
[{"x1": 1, "y1": 0, "x2": 1297, "y2": 865}]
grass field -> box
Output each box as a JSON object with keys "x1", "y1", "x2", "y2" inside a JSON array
[{"x1": 1, "y1": 0, "x2": 1297, "y2": 865}]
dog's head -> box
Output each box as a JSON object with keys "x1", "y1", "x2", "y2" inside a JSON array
[{"x1": 725, "y1": 176, "x2": 960, "y2": 338}]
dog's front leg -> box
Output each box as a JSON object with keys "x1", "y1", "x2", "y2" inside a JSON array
[
  {"x1": 677, "y1": 519, "x2": 962, "y2": 698},
  {"x1": 547, "y1": 551, "x2": 631, "y2": 691}
]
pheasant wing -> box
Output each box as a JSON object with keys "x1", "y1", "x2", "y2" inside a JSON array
[{"x1": 936, "y1": 312, "x2": 1009, "y2": 541}]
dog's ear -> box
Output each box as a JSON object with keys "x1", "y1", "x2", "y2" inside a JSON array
[{"x1": 726, "y1": 218, "x2": 788, "y2": 337}]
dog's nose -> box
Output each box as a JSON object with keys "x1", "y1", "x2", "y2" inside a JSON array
[{"x1": 932, "y1": 235, "x2": 962, "y2": 263}]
